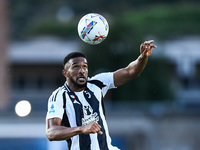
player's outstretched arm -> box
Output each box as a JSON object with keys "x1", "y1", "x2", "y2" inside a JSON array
[
  {"x1": 46, "y1": 118, "x2": 102, "y2": 141},
  {"x1": 114, "y1": 40, "x2": 157, "y2": 87}
]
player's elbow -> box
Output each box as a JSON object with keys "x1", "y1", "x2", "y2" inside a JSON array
[
  {"x1": 46, "y1": 130, "x2": 56, "y2": 141},
  {"x1": 46, "y1": 133, "x2": 53, "y2": 141}
]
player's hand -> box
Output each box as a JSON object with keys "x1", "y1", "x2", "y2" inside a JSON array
[
  {"x1": 140, "y1": 40, "x2": 157, "y2": 57},
  {"x1": 80, "y1": 122, "x2": 103, "y2": 135}
]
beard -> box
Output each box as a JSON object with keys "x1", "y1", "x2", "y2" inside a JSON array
[{"x1": 68, "y1": 74, "x2": 87, "y2": 89}]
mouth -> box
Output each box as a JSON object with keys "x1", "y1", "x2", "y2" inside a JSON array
[{"x1": 77, "y1": 75, "x2": 87, "y2": 83}]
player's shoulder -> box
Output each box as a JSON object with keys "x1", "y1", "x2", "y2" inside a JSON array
[
  {"x1": 51, "y1": 85, "x2": 66, "y2": 96},
  {"x1": 89, "y1": 72, "x2": 113, "y2": 81},
  {"x1": 48, "y1": 85, "x2": 66, "y2": 103},
  {"x1": 87, "y1": 72, "x2": 114, "y2": 89},
  {"x1": 87, "y1": 79, "x2": 106, "y2": 90}
]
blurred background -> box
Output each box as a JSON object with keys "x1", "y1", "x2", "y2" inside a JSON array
[{"x1": 0, "y1": 0, "x2": 200, "y2": 149}]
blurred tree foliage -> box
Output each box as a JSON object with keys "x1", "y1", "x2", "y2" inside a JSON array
[
  {"x1": 10, "y1": 1, "x2": 200, "y2": 39},
  {"x1": 10, "y1": 1, "x2": 200, "y2": 101}
]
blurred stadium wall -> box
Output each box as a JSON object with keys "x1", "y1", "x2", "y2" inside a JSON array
[{"x1": 0, "y1": 0, "x2": 10, "y2": 110}]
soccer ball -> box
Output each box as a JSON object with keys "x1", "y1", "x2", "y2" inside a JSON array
[{"x1": 77, "y1": 13, "x2": 109, "y2": 45}]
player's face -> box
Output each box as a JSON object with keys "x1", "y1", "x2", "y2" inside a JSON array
[{"x1": 64, "y1": 57, "x2": 88, "y2": 89}]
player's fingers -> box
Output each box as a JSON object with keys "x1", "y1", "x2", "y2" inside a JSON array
[
  {"x1": 94, "y1": 122, "x2": 103, "y2": 134},
  {"x1": 140, "y1": 43, "x2": 146, "y2": 50},
  {"x1": 95, "y1": 126, "x2": 103, "y2": 134},
  {"x1": 140, "y1": 43, "x2": 144, "y2": 47},
  {"x1": 91, "y1": 126, "x2": 102, "y2": 134},
  {"x1": 98, "y1": 130, "x2": 103, "y2": 135},
  {"x1": 97, "y1": 123, "x2": 101, "y2": 129},
  {"x1": 144, "y1": 40, "x2": 154, "y2": 45},
  {"x1": 91, "y1": 122, "x2": 101, "y2": 132},
  {"x1": 150, "y1": 45, "x2": 157, "y2": 49},
  {"x1": 93, "y1": 122, "x2": 101, "y2": 129}
]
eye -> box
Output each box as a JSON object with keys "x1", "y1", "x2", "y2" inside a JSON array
[
  {"x1": 72, "y1": 65, "x2": 79, "y2": 69},
  {"x1": 83, "y1": 65, "x2": 88, "y2": 68}
]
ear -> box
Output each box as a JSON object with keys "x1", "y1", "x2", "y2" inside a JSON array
[{"x1": 62, "y1": 70, "x2": 67, "y2": 77}]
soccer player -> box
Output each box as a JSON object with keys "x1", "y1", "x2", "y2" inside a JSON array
[{"x1": 46, "y1": 40, "x2": 157, "y2": 150}]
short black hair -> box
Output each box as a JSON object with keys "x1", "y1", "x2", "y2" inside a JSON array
[{"x1": 63, "y1": 52, "x2": 87, "y2": 67}]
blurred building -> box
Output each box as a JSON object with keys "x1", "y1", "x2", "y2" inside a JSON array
[
  {"x1": 8, "y1": 37, "x2": 79, "y2": 113},
  {"x1": 153, "y1": 36, "x2": 200, "y2": 106},
  {"x1": 0, "y1": 0, "x2": 10, "y2": 111}
]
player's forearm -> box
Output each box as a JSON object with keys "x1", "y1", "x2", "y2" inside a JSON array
[
  {"x1": 46, "y1": 126, "x2": 82, "y2": 141},
  {"x1": 126, "y1": 54, "x2": 148, "y2": 78},
  {"x1": 113, "y1": 53, "x2": 149, "y2": 87}
]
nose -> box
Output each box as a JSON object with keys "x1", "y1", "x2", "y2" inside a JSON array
[{"x1": 79, "y1": 67, "x2": 85, "y2": 74}]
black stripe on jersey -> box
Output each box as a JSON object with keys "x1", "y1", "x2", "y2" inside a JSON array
[
  {"x1": 101, "y1": 96, "x2": 106, "y2": 117},
  {"x1": 62, "y1": 91, "x2": 67, "y2": 108},
  {"x1": 83, "y1": 89, "x2": 109, "y2": 150},
  {"x1": 87, "y1": 80, "x2": 106, "y2": 89},
  {"x1": 66, "y1": 90, "x2": 91, "y2": 150},
  {"x1": 61, "y1": 91, "x2": 72, "y2": 150},
  {"x1": 87, "y1": 80, "x2": 106, "y2": 116}
]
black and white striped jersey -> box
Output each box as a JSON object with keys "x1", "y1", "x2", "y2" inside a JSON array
[{"x1": 46, "y1": 72, "x2": 120, "y2": 150}]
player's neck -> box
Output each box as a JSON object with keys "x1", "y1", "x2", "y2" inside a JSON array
[{"x1": 67, "y1": 82, "x2": 86, "y2": 92}]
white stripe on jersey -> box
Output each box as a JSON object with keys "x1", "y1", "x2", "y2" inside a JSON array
[{"x1": 64, "y1": 92, "x2": 80, "y2": 150}]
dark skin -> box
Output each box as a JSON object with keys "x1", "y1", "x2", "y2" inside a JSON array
[{"x1": 46, "y1": 40, "x2": 157, "y2": 141}]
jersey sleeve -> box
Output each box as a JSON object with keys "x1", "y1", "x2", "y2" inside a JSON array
[
  {"x1": 46, "y1": 89, "x2": 65, "y2": 120},
  {"x1": 90, "y1": 72, "x2": 116, "y2": 97}
]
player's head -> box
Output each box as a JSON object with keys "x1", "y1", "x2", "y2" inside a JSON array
[
  {"x1": 63, "y1": 52, "x2": 87, "y2": 68},
  {"x1": 62, "y1": 52, "x2": 88, "y2": 90}
]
